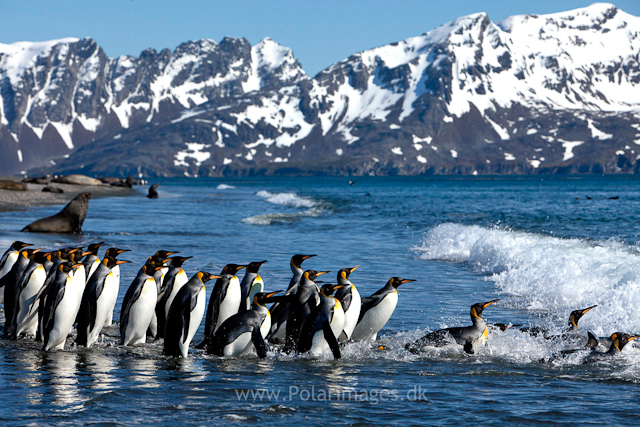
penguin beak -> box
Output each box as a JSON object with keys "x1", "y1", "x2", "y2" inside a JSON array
[
  {"x1": 117, "y1": 249, "x2": 131, "y2": 254},
  {"x1": 482, "y1": 299, "x2": 500, "y2": 308},
  {"x1": 209, "y1": 275, "x2": 222, "y2": 280},
  {"x1": 350, "y1": 265, "x2": 361, "y2": 273},
  {"x1": 69, "y1": 248, "x2": 81, "y2": 254},
  {"x1": 154, "y1": 266, "x2": 165, "y2": 271},
  {"x1": 316, "y1": 270, "x2": 331, "y2": 277},
  {"x1": 82, "y1": 251, "x2": 92, "y2": 256},
  {"x1": 333, "y1": 284, "x2": 347, "y2": 290},
  {"x1": 266, "y1": 290, "x2": 283, "y2": 298},
  {"x1": 256, "y1": 260, "x2": 268, "y2": 267},
  {"x1": 71, "y1": 263, "x2": 83, "y2": 269},
  {"x1": 629, "y1": 335, "x2": 639, "y2": 342},
  {"x1": 32, "y1": 248, "x2": 43, "y2": 254},
  {"x1": 580, "y1": 305, "x2": 597, "y2": 315},
  {"x1": 397, "y1": 279, "x2": 416, "y2": 287},
  {"x1": 116, "y1": 260, "x2": 132, "y2": 265},
  {"x1": 302, "y1": 255, "x2": 317, "y2": 261}
]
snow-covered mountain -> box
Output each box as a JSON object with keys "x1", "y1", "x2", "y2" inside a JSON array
[{"x1": 5, "y1": 3, "x2": 640, "y2": 177}]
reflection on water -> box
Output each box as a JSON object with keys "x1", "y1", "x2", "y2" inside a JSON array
[
  {"x1": 41, "y1": 351, "x2": 86, "y2": 414},
  {"x1": 79, "y1": 350, "x2": 119, "y2": 391}
]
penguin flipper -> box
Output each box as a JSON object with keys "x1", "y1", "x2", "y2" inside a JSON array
[
  {"x1": 252, "y1": 327, "x2": 268, "y2": 358},
  {"x1": 44, "y1": 284, "x2": 66, "y2": 341},
  {"x1": 323, "y1": 322, "x2": 341, "y2": 359},
  {"x1": 181, "y1": 298, "x2": 195, "y2": 344},
  {"x1": 586, "y1": 331, "x2": 599, "y2": 349}
]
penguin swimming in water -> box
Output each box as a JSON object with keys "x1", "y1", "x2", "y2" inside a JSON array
[
  {"x1": 200, "y1": 264, "x2": 247, "y2": 347},
  {"x1": 238, "y1": 260, "x2": 267, "y2": 313},
  {"x1": 156, "y1": 256, "x2": 192, "y2": 339},
  {"x1": 298, "y1": 284, "x2": 346, "y2": 359},
  {"x1": 207, "y1": 291, "x2": 282, "y2": 358},
  {"x1": 583, "y1": 332, "x2": 639, "y2": 363},
  {"x1": 14, "y1": 251, "x2": 53, "y2": 338},
  {"x1": 76, "y1": 257, "x2": 132, "y2": 347},
  {"x1": 351, "y1": 277, "x2": 415, "y2": 342},
  {"x1": 164, "y1": 272, "x2": 220, "y2": 358},
  {"x1": 521, "y1": 305, "x2": 597, "y2": 339},
  {"x1": 42, "y1": 262, "x2": 84, "y2": 351},
  {"x1": 120, "y1": 263, "x2": 163, "y2": 346},
  {"x1": 82, "y1": 242, "x2": 105, "y2": 283},
  {"x1": 406, "y1": 299, "x2": 500, "y2": 354},
  {"x1": 284, "y1": 269, "x2": 329, "y2": 353},
  {"x1": 334, "y1": 266, "x2": 361, "y2": 342},
  {"x1": 101, "y1": 247, "x2": 130, "y2": 327},
  {"x1": 0, "y1": 241, "x2": 31, "y2": 304},
  {"x1": 268, "y1": 254, "x2": 316, "y2": 344}
]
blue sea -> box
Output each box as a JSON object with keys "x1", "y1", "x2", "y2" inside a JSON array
[{"x1": 1, "y1": 175, "x2": 640, "y2": 425}]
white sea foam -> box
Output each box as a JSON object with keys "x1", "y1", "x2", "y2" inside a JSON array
[
  {"x1": 255, "y1": 190, "x2": 318, "y2": 208},
  {"x1": 216, "y1": 184, "x2": 235, "y2": 190},
  {"x1": 242, "y1": 208, "x2": 323, "y2": 226},
  {"x1": 412, "y1": 223, "x2": 640, "y2": 337}
]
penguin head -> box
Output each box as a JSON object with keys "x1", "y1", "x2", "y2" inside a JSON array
[
  {"x1": 104, "y1": 247, "x2": 131, "y2": 259},
  {"x1": 168, "y1": 256, "x2": 193, "y2": 268},
  {"x1": 304, "y1": 270, "x2": 330, "y2": 282},
  {"x1": 253, "y1": 290, "x2": 283, "y2": 307},
  {"x1": 320, "y1": 284, "x2": 346, "y2": 297},
  {"x1": 56, "y1": 247, "x2": 81, "y2": 261},
  {"x1": 21, "y1": 248, "x2": 42, "y2": 260},
  {"x1": 86, "y1": 242, "x2": 105, "y2": 255},
  {"x1": 610, "y1": 332, "x2": 639, "y2": 353},
  {"x1": 291, "y1": 254, "x2": 316, "y2": 269},
  {"x1": 68, "y1": 250, "x2": 85, "y2": 264},
  {"x1": 58, "y1": 262, "x2": 82, "y2": 274},
  {"x1": 388, "y1": 277, "x2": 416, "y2": 289},
  {"x1": 223, "y1": 264, "x2": 247, "y2": 276},
  {"x1": 470, "y1": 299, "x2": 500, "y2": 320},
  {"x1": 247, "y1": 260, "x2": 267, "y2": 273},
  {"x1": 338, "y1": 265, "x2": 360, "y2": 282},
  {"x1": 153, "y1": 250, "x2": 179, "y2": 259},
  {"x1": 141, "y1": 263, "x2": 165, "y2": 275},
  {"x1": 12, "y1": 241, "x2": 32, "y2": 251},
  {"x1": 568, "y1": 305, "x2": 597, "y2": 330},
  {"x1": 197, "y1": 272, "x2": 221, "y2": 284},
  {"x1": 104, "y1": 257, "x2": 132, "y2": 268},
  {"x1": 31, "y1": 251, "x2": 52, "y2": 265}
]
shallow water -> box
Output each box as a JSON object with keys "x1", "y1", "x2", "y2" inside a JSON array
[{"x1": 1, "y1": 176, "x2": 640, "y2": 425}]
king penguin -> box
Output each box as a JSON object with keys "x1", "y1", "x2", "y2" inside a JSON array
[
  {"x1": 583, "y1": 332, "x2": 639, "y2": 363},
  {"x1": 334, "y1": 266, "x2": 361, "y2": 341},
  {"x1": 238, "y1": 260, "x2": 267, "y2": 313},
  {"x1": 284, "y1": 269, "x2": 329, "y2": 353},
  {"x1": 14, "y1": 251, "x2": 52, "y2": 338},
  {"x1": 120, "y1": 262, "x2": 163, "y2": 346},
  {"x1": 200, "y1": 263, "x2": 247, "y2": 347},
  {"x1": 207, "y1": 291, "x2": 282, "y2": 358},
  {"x1": 298, "y1": 284, "x2": 346, "y2": 359},
  {"x1": 102, "y1": 247, "x2": 131, "y2": 327},
  {"x1": 268, "y1": 254, "x2": 316, "y2": 343},
  {"x1": 2, "y1": 247, "x2": 42, "y2": 339},
  {"x1": 76, "y1": 257, "x2": 132, "y2": 347},
  {"x1": 82, "y1": 242, "x2": 105, "y2": 283},
  {"x1": 0, "y1": 241, "x2": 32, "y2": 304},
  {"x1": 351, "y1": 277, "x2": 415, "y2": 342},
  {"x1": 42, "y1": 262, "x2": 84, "y2": 351},
  {"x1": 164, "y1": 272, "x2": 220, "y2": 358},
  {"x1": 406, "y1": 299, "x2": 500, "y2": 354},
  {"x1": 156, "y1": 256, "x2": 192, "y2": 339}
]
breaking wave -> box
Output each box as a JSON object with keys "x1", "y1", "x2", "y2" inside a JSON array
[
  {"x1": 216, "y1": 184, "x2": 235, "y2": 190},
  {"x1": 243, "y1": 191, "x2": 324, "y2": 225},
  {"x1": 411, "y1": 223, "x2": 640, "y2": 337}
]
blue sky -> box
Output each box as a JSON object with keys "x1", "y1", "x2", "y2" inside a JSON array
[{"x1": 1, "y1": 1, "x2": 639, "y2": 77}]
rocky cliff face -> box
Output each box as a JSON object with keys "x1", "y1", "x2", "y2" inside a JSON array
[{"x1": 3, "y1": 3, "x2": 640, "y2": 177}]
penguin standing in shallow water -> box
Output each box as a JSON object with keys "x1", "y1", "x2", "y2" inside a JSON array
[
  {"x1": 14, "y1": 251, "x2": 52, "y2": 338},
  {"x1": 284, "y1": 269, "x2": 329, "y2": 353},
  {"x1": 406, "y1": 299, "x2": 500, "y2": 354},
  {"x1": 0, "y1": 241, "x2": 31, "y2": 304},
  {"x1": 156, "y1": 256, "x2": 192, "y2": 339},
  {"x1": 164, "y1": 272, "x2": 220, "y2": 357},
  {"x1": 102, "y1": 247, "x2": 130, "y2": 327},
  {"x1": 334, "y1": 266, "x2": 361, "y2": 341},
  {"x1": 2, "y1": 248, "x2": 42, "y2": 339},
  {"x1": 120, "y1": 263, "x2": 163, "y2": 346},
  {"x1": 268, "y1": 254, "x2": 316, "y2": 343},
  {"x1": 298, "y1": 284, "x2": 346, "y2": 359},
  {"x1": 207, "y1": 291, "x2": 282, "y2": 358},
  {"x1": 42, "y1": 263, "x2": 84, "y2": 351},
  {"x1": 76, "y1": 257, "x2": 132, "y2": 347},
  {"x1": 351, "y1": 277, "x2": 415, "y2": 342},
  {"x1": 200, "y1": 264, "x2": 247, "y2": 347},
  {"x1": 238, "y1": 261, "x2": 267, "y2": 313}
]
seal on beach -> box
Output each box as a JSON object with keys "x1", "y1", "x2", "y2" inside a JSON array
[
  {"x1": 147, "y1": 184, "x2": 159, "y2": 199},
  {"x1": 52, "y1": 174, "x2": 103, "y2": 186},
  {"x1": 21, "y1": 192, "x2": 92, "y2": 234},
  {"x1": 0, "y1": 180, "x2": 28, "y2": 191}
]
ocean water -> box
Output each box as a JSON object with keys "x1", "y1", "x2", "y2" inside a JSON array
[{"x1": 1, "y1": 176, "x2": 640, "y2": 425}]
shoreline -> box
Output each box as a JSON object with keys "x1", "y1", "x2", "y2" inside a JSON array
[{"x1": 0, "y1": 178, "x2": 138, "y2": 212}]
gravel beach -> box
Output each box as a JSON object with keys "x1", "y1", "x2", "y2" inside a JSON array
[{"x1": 0, "y1": 177, "x2": 137, "y2": 212}]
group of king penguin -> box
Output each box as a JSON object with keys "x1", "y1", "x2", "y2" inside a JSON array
[
  {"x1": 0, "y1": 240, "x2": 635, "y2": 362},
  {"x1": 0, "y1": 242, "x2": 416, "y2": 359}
]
